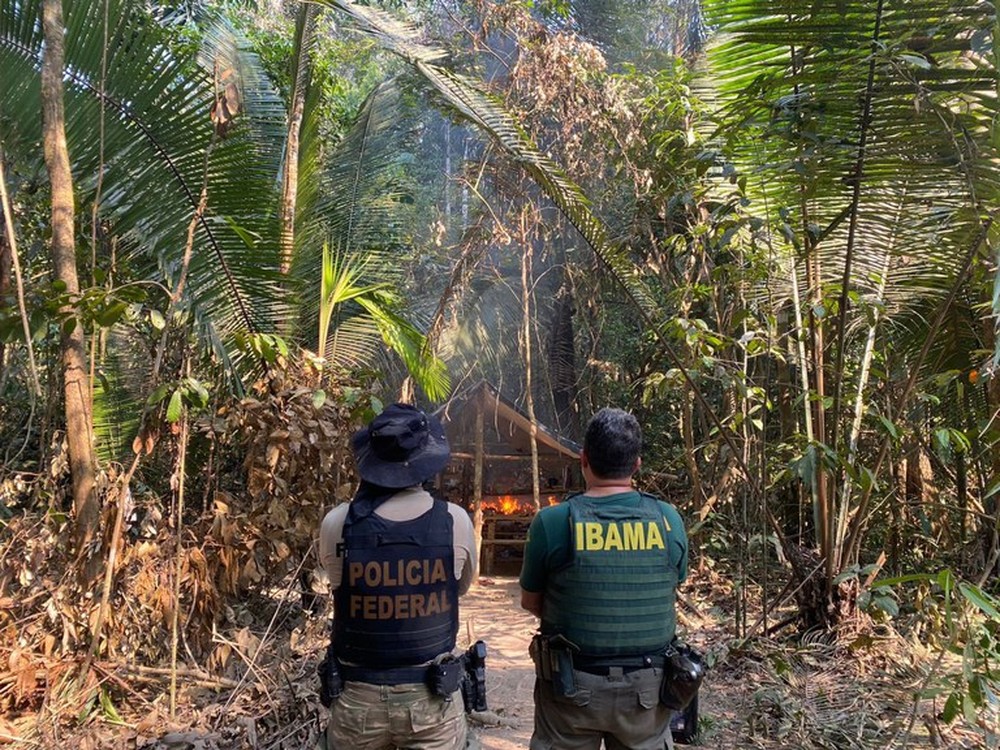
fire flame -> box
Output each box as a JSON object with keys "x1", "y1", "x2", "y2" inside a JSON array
[{"x1": 480, "y1": 495, "x2": 561, "y2": 515}]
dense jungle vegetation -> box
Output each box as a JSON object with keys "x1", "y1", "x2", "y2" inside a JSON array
[{"x1": 1, "y1": 0, "x2": 999, "y2": 747}]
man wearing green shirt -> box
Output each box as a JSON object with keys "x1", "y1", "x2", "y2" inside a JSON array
[{"x1": 520, "y1": 407, "x2": 688, "y2": 750}]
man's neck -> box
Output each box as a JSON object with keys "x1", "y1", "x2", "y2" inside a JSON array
[{"x1": 584, "y1": 478, "x2": 634, "y2": 497}]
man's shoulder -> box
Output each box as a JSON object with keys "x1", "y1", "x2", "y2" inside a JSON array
[
  {"x1": 322, "y1": 502, "x2": 350, "y2": 527},
  {"x1": 444, "y1": 500, "x2": 474, "y2": 530},
  {"x1": 533, "y1": 501, "x2": 572, "y2": 534},
  {"x1": 635, "y1": 491, "x2": 680, "y2": 511}
]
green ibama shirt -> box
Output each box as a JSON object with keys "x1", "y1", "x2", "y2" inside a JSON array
[{"x1": 519, "y1": 490, "x2": 688, "y2": 655}]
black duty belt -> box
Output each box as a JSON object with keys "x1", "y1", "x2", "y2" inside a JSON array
[
  {"x1": 339, "y1": 663, "x2": 430, "y2": 686},
  {"x1": 572, "y1": 654, "x2": 667, "y2": 676}
]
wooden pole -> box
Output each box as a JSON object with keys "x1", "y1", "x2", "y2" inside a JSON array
[
  {"x1": 473, "y1": 402, "x2": 485, "y2": 581},
  {"x1": 521, "y1": 213, "x2": 541, "y2": 511}
]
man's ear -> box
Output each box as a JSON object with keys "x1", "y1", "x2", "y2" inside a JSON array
[
  {"x1": 634, "y1": 456, "x2": 642, "y2": 473},
  {"x1": 580, "y1": 450, "x2": 590, "y2": 470}
]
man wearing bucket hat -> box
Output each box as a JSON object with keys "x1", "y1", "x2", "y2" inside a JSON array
[{"x1": 318, "y1": 403, "x2": 478, "y2": 750}]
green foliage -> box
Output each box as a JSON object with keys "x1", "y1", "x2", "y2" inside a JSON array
[
  {"x1": 147, "y1": 376, "x2": 211, "y2": 422},
  {"x1": 874, "y1": 570, "x2": 1000, "y2": 738},
  {"x1": 707, "y1": 0, "x2": 1000, "y2": 365},
  {"x1": 1, "y1": 0, "x2": 289, "y2": 375}
]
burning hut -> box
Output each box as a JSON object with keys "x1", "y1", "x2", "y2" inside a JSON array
[{"x1": 434, "y1": 381, "x2": 582, "y2": 575}]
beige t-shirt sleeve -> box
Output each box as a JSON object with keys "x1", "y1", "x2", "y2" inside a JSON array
[
  {"x1": 319, "y1": 502, "x2": 350, "y2": 590},
  {"x1": 448, "y1": 502, "x2": 478, "y2": 595},
  {"x1": 319, "y1": 489, "x2": 478, "y2": 594}
]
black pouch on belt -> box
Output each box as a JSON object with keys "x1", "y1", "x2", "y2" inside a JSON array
[
  {"x1": 659, "y1": 643, "x2": 705, "y2": 710},
  {"x1": 428, "y1": 656, "x2": 464, "y2": 699},
  {"x1": 529, "y1": 634, "x2": 552, "y2": 681}
]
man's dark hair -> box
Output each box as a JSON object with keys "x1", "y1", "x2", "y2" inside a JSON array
[{"x1": 583, "y1": 408, "x2": 642, "y2": 479}]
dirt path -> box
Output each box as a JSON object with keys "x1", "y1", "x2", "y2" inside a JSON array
[{"x1": 460, "y1": 577, "x2": 536, "y2": 750}]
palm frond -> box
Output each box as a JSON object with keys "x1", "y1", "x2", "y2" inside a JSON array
[
  {"x1": 293, "y1": 80, "x2": 418, "y2": 333},
  {"x1": 92, "y1": 330, "x2": 145, "y2": 463},
  {"x1": 707, "y1": 0, "x2": 1000, "y2": 379},
  {"x1": 0, "y1": 0, "x2": 288, "y2": 382}
]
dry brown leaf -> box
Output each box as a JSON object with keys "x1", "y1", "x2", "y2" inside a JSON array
[{"x1": 135, "y1": 708, "x2": 164, "y2": 734}]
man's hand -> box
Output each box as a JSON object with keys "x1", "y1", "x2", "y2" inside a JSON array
[{"x1": 520, "y1": 588, "x2": 542, "y2": 617}]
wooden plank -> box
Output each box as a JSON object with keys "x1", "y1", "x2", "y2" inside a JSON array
[
  {"x1": 483, "y1": 514, "x2": 534, "y2": 523},
  {"x1": 452, "y1": 452, "x2": 541, "y2": 461}
]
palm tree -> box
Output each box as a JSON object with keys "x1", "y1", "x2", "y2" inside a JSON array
[{"x1": 705, "y1": 0, "x2": 1000, "y2": 622}]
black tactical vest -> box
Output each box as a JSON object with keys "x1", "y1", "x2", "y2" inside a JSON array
[{"x1": 333, "y1": 498, "x2": 458, "y2": 668}]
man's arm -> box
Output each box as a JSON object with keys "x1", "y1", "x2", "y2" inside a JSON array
[
  {"x1": 449, "y1": 504, "x2": 479, "y2": 595},
  {"x1": 520, "y1": 589, "x2": 543, "y2": 617},
  {"x1": 519, "y1": 511, "x2": 549, "y2": 617},
  {"x1": 319, "y1": 504, "x2": 349, "y2": 590}
]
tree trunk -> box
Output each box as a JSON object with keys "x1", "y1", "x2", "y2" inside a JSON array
[
  {"x1": 774, "y1": 305, "x2": 802, "y2": 537},
  {"x1": 472, "y1": 404, "x2": 484, "y2": 583},
  {"x1": 521, "y1": 214, "x2": 540, "y2": 511},
  {"x1": 0, "y1": 208, "x2": 9, "y2": 375},
  {"x1": 278, "y1": 3, "x2": 317, "y2": 274},
  {"x1": 42, "y1": 0, "x2": 99, "y2": 555}
]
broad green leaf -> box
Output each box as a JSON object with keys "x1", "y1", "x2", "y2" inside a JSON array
[
  {"x1": 149, "y1": 309, "x2": 166, "y2": 331},
  {"x1": 166, "y1": 389, "x2": 183, "y2": 423},
  {"x1": 872, "y1": 573, "x2": 936, "y2": 587},
  {"x1": 941, "y1": 692, "x2": 960, "y2": 723},
  {"x1": 958, "y1": 582, "x2": 1000, "y2": 620},
  {"x1": 872, "y1": 596, "x2": 899, "y2": 618},
  {"x1": 147, "y1": 384, "x2": 171, "y2": 406},
  {"x1": 937, "y1": 569, "x2": 955, "y2": 594},
  {"x1": 95, "y1": 301, "x2": 128, "y2": 328}
]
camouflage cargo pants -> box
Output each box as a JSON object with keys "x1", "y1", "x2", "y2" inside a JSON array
[{"x1": 317, "y1": 680, "x2": 471, "y2": 750}]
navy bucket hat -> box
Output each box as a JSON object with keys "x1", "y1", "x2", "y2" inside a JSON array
[{"x1": 351, "y1": 403, "x2": 450, "y2": 488}]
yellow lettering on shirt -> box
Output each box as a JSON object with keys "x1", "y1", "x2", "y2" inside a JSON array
[
  {"x1": 586, "y1": 522, "x2": 603, "y2": 550},
  {"x1": 623, "y1": 522, "x2": 643, "y2": 549}
]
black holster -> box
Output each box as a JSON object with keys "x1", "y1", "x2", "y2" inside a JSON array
[
  {"x1": 659, "y1": 642, "x2": 705, "y2": 710},
  {"x1": 318, "y1": 642, "x2": 343, "y2": 707},
  {"x1": 460, "y1": 640, "x2": 488, "y2": 712},
  {"x1": 530, "y1": 634, "x2": 579, "y2": 698}
]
